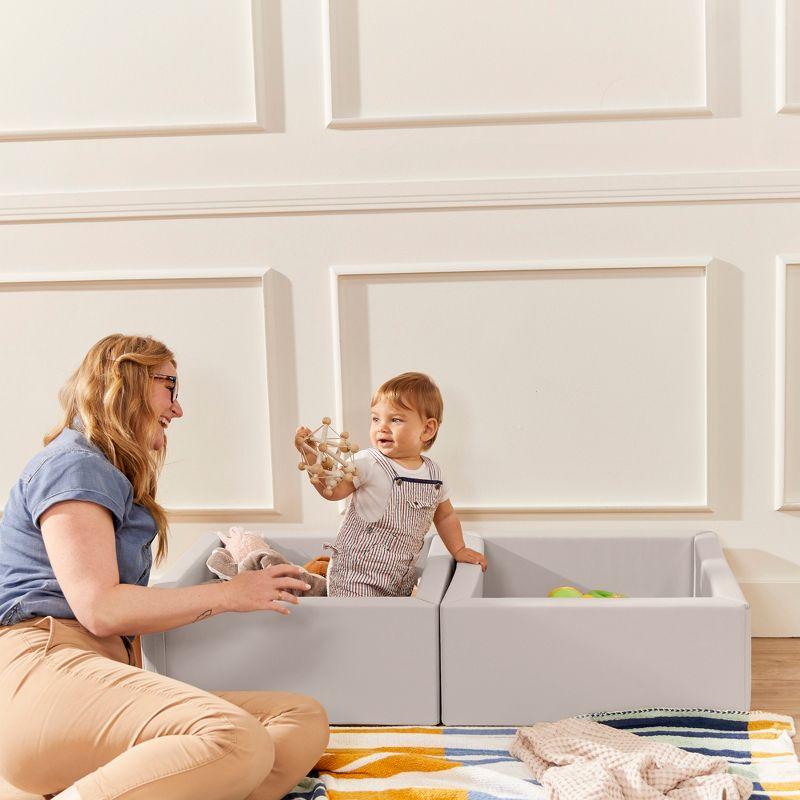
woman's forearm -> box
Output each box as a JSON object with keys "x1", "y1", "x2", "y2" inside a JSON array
[{"x1": 92, "y1": 581, "x2": 231, "y2": 637}]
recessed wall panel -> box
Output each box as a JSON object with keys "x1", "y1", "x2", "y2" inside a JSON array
[
  {"x1": 785, "y1": 0, "x2": 800, "y2": 109},
  {"x1": 337, "y1": 265, "x2": 707, "y2": 510},
  {"x1": 785, "y1": 265, "x2": 800, "y2": 503},
  {"x1": 0, "y1": 0, "x2": 257, "y2": 136},
  {"x1": 0, "y1": 276, "x2": 272, "y2": 513},
  {"x1": 328, "y1": 0, "x2": 707, "y2": 124}
]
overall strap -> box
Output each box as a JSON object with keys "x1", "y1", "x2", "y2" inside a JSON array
[
  {"x1": 369, "y1": 448, "x2": 399, "y2": 481},
  {"x1": 421, "y1": 455, "x2": 442, "y2": 483}
]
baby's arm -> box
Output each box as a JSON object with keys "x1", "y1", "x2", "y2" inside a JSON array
[
  {"x1": 433, "y1": 500, "x2": 487, "y2": 571},
  {"x1": 312, "y1": 478, "x2": 356, "y2": 502}
]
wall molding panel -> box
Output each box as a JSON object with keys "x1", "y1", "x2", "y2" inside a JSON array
[
  {"x1": 7, "y1": 170, "x2": 800, "y2": 224},
  {"x1": 331, "y1": 258, "x2": 712, "y2": 514},
  {"x1": 778, "y1": 0, "x2": 800, "y2": 114},
  {"x1": 323, "y1": 0, "x2": 710, "y2": 129},
  {"x1": 0, "y1": 1, "x2": 267, "y2": 142},
  {"x1": 775, "y1": 257, "x2": 800, "y2": 511},
  {"x1": 0, "y1": 267, "x2": 281, "y2": 521}
]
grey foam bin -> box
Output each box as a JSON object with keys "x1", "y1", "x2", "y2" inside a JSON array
[
  {"x1": 440, "y1": 530, "x2": 750, "y2": 725},
  {"x1": 142, "y1": 531, "x2": 454, "y2": 724}
]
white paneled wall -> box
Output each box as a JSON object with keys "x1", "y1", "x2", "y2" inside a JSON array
[
  {"x1": 0, "y1": 0, "x2": 261, "y2": 138},
  {"x1": 0, "y1": 271, "x2": 275, "y2": 515},
  {"x1": 0, "y1": 0, "x2": 799, "y2": 635},
  {"x1": 326, "y1": 0, "x2": 708, "y2": 126},
  {"x1": 336, "y1": 262, "x2": 708, "y2": 511},
  {"x1": 780, "y1": 261, "x2": 800, "y2": 510},
  {"x1": 780, "y1": 0, "x2": 800, "y2": 111}
]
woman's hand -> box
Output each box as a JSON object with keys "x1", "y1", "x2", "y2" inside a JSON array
[{"x1": 222, "y1": 564, "x2": 313, "y2": 615}]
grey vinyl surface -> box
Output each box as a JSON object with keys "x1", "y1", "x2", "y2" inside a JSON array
[
  {"x1": 142, "y1": 531, "x2": 454, "y2": 724},
  {"x1": 440, "y1": 530, "x2": 751, "y2": 725}
]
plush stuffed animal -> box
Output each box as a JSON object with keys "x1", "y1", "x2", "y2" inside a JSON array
[
  {"x1": 303, "y1": 555, "x2": 330, "y2": 577},
  {"x1": 206, "y1": 527, "x2": 328, "y2": 596}
]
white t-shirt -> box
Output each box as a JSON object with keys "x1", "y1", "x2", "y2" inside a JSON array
[{"x1": 350, "y1": 448, "x2": 451, "y2": 524}]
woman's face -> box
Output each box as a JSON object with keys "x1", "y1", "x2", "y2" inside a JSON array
[{"x1": 149, "y1": 360, "x2": 183, "y2": 451}]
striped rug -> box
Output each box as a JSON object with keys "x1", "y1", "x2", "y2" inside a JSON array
[{"x1": 285, "y1": 710, "x2": 800, "y2": 800}]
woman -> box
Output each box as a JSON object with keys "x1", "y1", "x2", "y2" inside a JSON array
[{"x1": 0, "y1": 334, "x2": 328, "y2": 800}]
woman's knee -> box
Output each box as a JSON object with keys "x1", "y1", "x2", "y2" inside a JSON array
[
  {"x1": 293, "y1": 695, "x2": 330, "y2": 755},
  {"x1": 193, "y1": 705, "x2": 275, "y2": 793}
]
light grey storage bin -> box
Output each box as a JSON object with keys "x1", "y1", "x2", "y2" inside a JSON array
[
  {"x1": 440, "y1": 531, "x2": 750, "y2": 725},
  {"x1": 142, "y1": 531, "x2": 454, "y2": 724}
]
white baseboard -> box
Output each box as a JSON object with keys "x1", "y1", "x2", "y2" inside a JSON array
[{"x1": 741, "y1": 581, "x2": 800, "y2": 637}]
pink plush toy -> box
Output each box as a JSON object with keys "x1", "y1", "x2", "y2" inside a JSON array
[
  {"x1": 218, "y1": 527, "x2": 270, "y2": 563},
  {"x1": 206, "y1": 526, "x2": 327, "y2": 597}
]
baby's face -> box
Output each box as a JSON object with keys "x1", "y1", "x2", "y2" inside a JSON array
[{"x1": 370, "y1": 399, "x2": 437, "y2": 461}]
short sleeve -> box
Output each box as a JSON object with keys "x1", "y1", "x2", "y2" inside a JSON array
[
  {"x1": 352, "y1": 450, "x2": 375, "y2": 490},
  {"x1": 25, "y1": 449, "x2": 130, "y2": 532},
  {"x1": 438, "y1": 476, "x2": 451, "y2": 504}
]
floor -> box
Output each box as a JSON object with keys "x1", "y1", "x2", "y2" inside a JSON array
[
  {"x1": 1, "y1": 638, "x2": 797, "y2": 799},
  {"x1": 750, "y1": 638, "x2": 800, "y2": 747}
]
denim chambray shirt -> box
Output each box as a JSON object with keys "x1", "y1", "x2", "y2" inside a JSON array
[{"x1": 0, "y1": 427, "x2": 157, "y2": 625}]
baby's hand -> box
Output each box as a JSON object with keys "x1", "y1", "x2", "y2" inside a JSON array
[
  {"x1": 294, "y1": 426, "x2": 313, "y2": 454},
  {"x1": 454, "y1": 546, "x2": 487, "y2": 573}
]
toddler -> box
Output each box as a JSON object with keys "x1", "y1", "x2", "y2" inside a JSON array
[{"x1": 295, "y1": 372, "x2": 486, "y2": 597}]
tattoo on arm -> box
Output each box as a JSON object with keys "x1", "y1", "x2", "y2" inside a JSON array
[{"x1": 193, "y1": 609, "x2": 212, "y2": 623}]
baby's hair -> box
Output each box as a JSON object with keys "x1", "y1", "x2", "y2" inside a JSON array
[{"x1": 371, "y1": 372, "x2": 443, "y2": 450}]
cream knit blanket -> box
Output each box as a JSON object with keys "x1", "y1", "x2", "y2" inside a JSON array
[{"x1": 510, "y1": 718, "x2": 753, "y2": 800}]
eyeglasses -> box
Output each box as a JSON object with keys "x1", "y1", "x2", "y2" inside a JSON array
[{"x1": 152, "y1": 373, "x2": 179, "y2": 404}]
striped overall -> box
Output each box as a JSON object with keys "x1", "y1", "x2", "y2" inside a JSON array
[{"x1": 326, "y1": 449, "x2": 443, "y2": 597}]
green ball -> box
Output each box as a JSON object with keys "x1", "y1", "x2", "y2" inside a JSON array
[{"x1": 548, "y1": 586, "x2": 583, "y2": 598}]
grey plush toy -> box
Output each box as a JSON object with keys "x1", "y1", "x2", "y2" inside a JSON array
[{"x1": 206, "y1": 526, "x2": 327, "y2": 597}]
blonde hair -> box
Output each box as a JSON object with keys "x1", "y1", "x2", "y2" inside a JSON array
[
  {"x1": 44, "y1": 334, "x2": 175, "y2": 564},
  {"x1": 371, "y1": 372, "x2": 443, "y2": 450}
]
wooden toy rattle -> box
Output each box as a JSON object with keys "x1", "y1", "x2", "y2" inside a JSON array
[{"x1": 297, "y1": 417, "x2": 359, "y2": 497}]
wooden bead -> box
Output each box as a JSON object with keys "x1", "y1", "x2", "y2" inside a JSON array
[
  {"x1": 318, "y1": 442, "x2": 328, "y2": 453},
  {"x1": 340, "y1": 431, "x2": 349, "y2": 439},
  {"x1": 339, "y1": 444, "x2": 349, "y2": 453},
  {"x1": 322, "y1": 416, "x2": 331, "y2": 425},
  {"x1": 310, "y1": 476, "x2": 320, "y2": 484},
  {"x1": 343, "y1": 473, "x2": 354, "y2": 482},
  {"x1": 323, "y1": 488, "x2": 333, "y2": 497},
  {"x1": 298, "y1": 462, "x2": 306, "y2": 471},
  {"x1": 351, "y1": 444, "x2": 359, "y2": 453}
]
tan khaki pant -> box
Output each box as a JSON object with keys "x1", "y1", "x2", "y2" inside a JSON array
[{"x1": 0, "y1": 617, "x2": 329, "y2": 800}]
